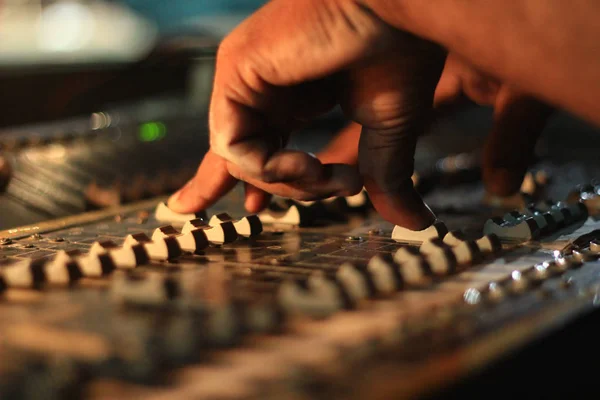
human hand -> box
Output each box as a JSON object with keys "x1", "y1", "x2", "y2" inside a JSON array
[
  {"x1": 167, "y1": 0, "x2": 446, "y2": 229},
  {"x1": 167, "y1": 0, "x2": 600, "y2": 230},
  {"x1": 317, "y1": 53, "x2": 554, "y2": 199}
]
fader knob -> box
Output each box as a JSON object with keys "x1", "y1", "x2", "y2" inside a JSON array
[
  {"x1": 475, "y1": 234, "x2": 502, "y2": 254},
  {"x1": 391, "y1": 221, "x2": 448, "y2": 244},
  {"x1": 155, "y1": 202, "x2": 208, "y2": 225},
  {"x1": 2, "y1": 260, "x2": 44, "y2": 289},
  {"x1": 45, "y1": 250, "x2": 84, "y2": 285},
  {"x1": 152, "y1": 225, "x2": 209, "y2": 253},
  {"x1": 335, "y1": 263, "x2": 370, "y2": 302},
  {"x1": 483, "y1": 216, "x2": 539, "y2": 242},
  {"x1": 419, "y1": 238, "x2": 457, "y2": 275},
  {"x1": 124, "y1": 233, "x2": 181, "y2": 261},
  {"x1": 366, "y1": 255, "x2": 403, "y2": 294},
  {"x1": 209, "y1": 213, "x2": 262, "y2": 238},
  {"x1": 183, "y1": 218, "x2": 237, "y2": 245},
  {"x1": 393, "y1": 247, "x2": 433, "y2": 286}
]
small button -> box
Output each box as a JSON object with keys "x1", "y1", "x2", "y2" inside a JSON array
[
  {"x1": 571, "y1": 249, "x2": 598, "y2": 262},
  {"x1": 485, "y1": 282, "x2": 505, "y2": 303},
  {"x1": 590, "y1": 239, "x2": 600, "y2": 253},
  {"x1": 523, "y1": 262, "x2": 551, "y2": 282},
  {"x1": 463, "y1": 287, "x2": 483, "y2": 305},
  {"x1": 501, "y1": 270, "x2": 528, "y2": 294}
]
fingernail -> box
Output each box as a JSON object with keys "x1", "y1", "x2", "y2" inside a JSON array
[
  {"x1": 167, "y1": 190, "x2": 183, "y2": 210},
  {"x1": 167, "y1": 180, "x2": 192, "y2": 211}
]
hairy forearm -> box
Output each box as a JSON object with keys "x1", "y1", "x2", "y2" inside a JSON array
[{"x1": 365, "y1": 0, "x2": 600, "y2": 125}]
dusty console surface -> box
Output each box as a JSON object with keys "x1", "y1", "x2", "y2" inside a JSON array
[{"x1": 1, "y1": 182, "x2": 600, "y2": 399}]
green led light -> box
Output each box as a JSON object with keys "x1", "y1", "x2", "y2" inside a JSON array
[{"x1": 139, "y1": 122, "x2": 166, "y2": 142}]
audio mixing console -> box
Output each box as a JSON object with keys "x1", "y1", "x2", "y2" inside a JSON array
[
  {"x1": 1, "y1": 178, "x2": 600, "y2": 399},
  {"x1": 2, "y1": 95, "x2": 600, "y2": 398}
]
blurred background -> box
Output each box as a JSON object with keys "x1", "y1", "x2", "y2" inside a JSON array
[
  {"x1": 0, "y1": 0, "x2": 268, "y2": 127},
  {"x1": 0, "y1": 0, "x2": 599, "y2": 230}
]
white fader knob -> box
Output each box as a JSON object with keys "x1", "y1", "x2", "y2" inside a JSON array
[
  {"x1": 154, "y1": 202, "x2": 207, "y2": 225},
  {"x1": 152, "y1": 225, "x2": 209, "y2": 253},
  {"x1": 182, "y1": 218, "x2": 237, "y2": 245},
  {"x1": 111, "y1": 271, "x2": 177, "y2": 307},
  {"x1": 258, "y1": 204, "x2": 303, "y2": 226},
  {"x1": 483, "y1": 217, "x2": 538, "y2": 242},
  {"x1": 391, "y1": 221, "x2": 448, "y2": 244},
  {"x1": 366, "y1": 255, "x2": 401, "y2": 295},
  {"x1": 208, "y1": 213, "x2": 262, "y2": 238},
  {"x1": 393, "y1": 247, "x2": 433, "y2": 286},
  {"x1": 90, "y1": 240, "x2": 148, "y2": 269},
  {"x1": 45, "y1": 250, "x2": 83, "y2": 285},
  {"x1": 335, "y1": 263, "x2": 370, "y2": 302},
  {"x1": 124, "y1": 232, "x2": 181, "y2": 261},
  {"x1": 277, "y1": 274, "x2": 344, "y2": 319},
  {"x1": 445, "y1": 230, "x2": 502, "y2": 255},
  {"x1": 2, "y1": 260, "x2": 44, "y2": 289},
  {"x1": 475, "y1": 234, "x2": 502, "y2": 255},
  {"x1": 419, "y1": 238, "x2": 457, "y2": 276},
  {"x1": 77, "y1": 252, "x2": 115, "y2": 277}
]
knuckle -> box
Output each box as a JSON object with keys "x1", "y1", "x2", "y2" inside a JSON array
[{"x1": 215, "y1": 36, "x2": 238, "y2": 66}]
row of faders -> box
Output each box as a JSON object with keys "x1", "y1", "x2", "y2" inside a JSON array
[
  {"x1": 389, "y1": 199, "x2": 588, "y2": 249},
  {"x1": 0, "y1": 205, "x2": 263, "y2": 290},
  {"x1": 465, "y1": 238, "x2": 600, "y2": 305},
  {"x1": 0, "y1": 204, "x2": 270, "y2": 389},
  {"x1": 96, "y1": 204, "x2": 511, "y2": 394},
  {"x1": 567, "y1": 182, "x2": 600, "y2": 216},
  {"x1": 257, "y1": 190, "x2": 371, "y2": 226},
  {"x1": 120, "y1": 201, "x2": 501, "y2": 322},
  {"x1": 369, "y1": 228, "x2": 502, "y2": 295},
  {"x1": 483, "y1": 200, "x2": 588, "y2": 242}
]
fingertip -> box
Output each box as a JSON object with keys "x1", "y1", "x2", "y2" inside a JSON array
[
  {"x1": 168, "y1": 150, "x2": 238, "y2": 213},
  {"x1": 244, "y1": 183, "x2": 272, "y2": 213},
  {"x1": 167, "y1": 181, "x2": 191, "y2": 213},
  {"x1": 364, "y1": 177, "x2": 435, "y2": 230}
]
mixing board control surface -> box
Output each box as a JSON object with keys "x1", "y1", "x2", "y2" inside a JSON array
[{"x1": 1, "y1": 185, "x2": 600, "y2": 399}]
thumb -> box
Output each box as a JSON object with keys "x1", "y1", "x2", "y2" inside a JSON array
[{"x1": 342, "y1": 37, "x2": 445, "y2": 229}]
